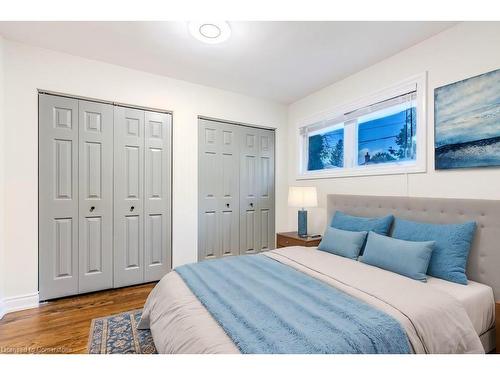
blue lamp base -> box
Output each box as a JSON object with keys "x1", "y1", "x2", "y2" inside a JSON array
[{"x1": 297, "y1": 209, "x2": 308, "y2": 237}]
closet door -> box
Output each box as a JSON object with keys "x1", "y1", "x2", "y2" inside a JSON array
[
  {"x1": 240, "y1": 127, "x2": 276, "y2": 254},
  {"x1": 39, "y1": 94, "x2": 79, "y2": 300},
  {"x1": 144, "y1": 111, "x2": 172, "y2": 281},
  {"x1": 78, "y1": 100, "x2": 114, "y2": 293},
  {"x1": 257, "y1": 129, "x2": 275, "y2": 252},
  {"x1": 239, "y1": 126, "x2": 260, "y2": 254},
  {"x1": 114, "y1": 107, "x2": 145, "y2": 287},
  {"x1": 219, "y1": 123, "x2": 240, "y2": 258},
  {"x1": 198, "y1": 119, "x2": 240, "y2": 260}
]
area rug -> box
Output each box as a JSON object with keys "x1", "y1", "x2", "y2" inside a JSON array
[{"x1": 87, "y1": 309, "x2": 157, "y2": 354}]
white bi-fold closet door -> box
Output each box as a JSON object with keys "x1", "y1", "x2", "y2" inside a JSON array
[
  {"x1": 198, "y1": 118, "x2": 275, "y2": 261},
  {"x1": 113, "y1": 107, "x2": 172, "y2": 287},
  {"x1": 39, "y1": 93, "x2": 171, "y2": 300}
]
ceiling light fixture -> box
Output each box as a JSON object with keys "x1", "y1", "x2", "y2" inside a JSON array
[{"x1": 188, "y1": 21, "x2": 231, "y2": 44}]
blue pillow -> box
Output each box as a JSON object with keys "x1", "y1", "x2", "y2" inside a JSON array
[
  {"x1": 391, "y1": 218, "x2": 476, "y2": 285},
  {"x1": 317, "y1": 227, "x2": 368, "y2": 259},
  {"x1": 331, "y1": 211, "x2": 394, "y2": 235},
  {"x1": 360, "y1": 232, "x2": 434, "y2": 282}
]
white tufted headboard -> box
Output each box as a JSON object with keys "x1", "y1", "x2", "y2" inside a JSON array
[{"x1": 326, "y1": 194, "x2": 500, "y2": 299}]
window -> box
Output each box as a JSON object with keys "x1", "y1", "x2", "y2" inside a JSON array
[
  {"x1": 356, "y1": 94, "x2": 417, "y2": 166},
  {"x1": 298, "y1": 74, "x2": 426, "y2": 178}
]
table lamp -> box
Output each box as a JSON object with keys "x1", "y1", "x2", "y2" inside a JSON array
[{"x1": 288, "y1": 186, "x2": 318, "y2": 238}]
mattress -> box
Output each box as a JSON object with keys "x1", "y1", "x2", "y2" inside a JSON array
[
  {"x1": 426, "y1": 276, "x2": 495, "y2": 336},
  {"x1": 139, "y1": 246, "x2": 485, "y2": 354}
]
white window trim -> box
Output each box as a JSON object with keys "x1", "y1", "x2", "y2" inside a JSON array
[{"x1": 297, "y1": 72, "x2": 427, "y2": 180}]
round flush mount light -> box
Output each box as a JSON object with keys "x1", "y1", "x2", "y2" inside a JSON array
[{"x1": 188, "y1": 21, "x2": 231, "y2": 44}]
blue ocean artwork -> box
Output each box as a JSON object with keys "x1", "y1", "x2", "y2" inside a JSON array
[{"x1": 435, "y1": 68, "x2": 500, "y2": 169}]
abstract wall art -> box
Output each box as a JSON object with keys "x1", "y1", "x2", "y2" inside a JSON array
[{"x1": 435, "y1": 68, "x2": 500, "y2": 169}]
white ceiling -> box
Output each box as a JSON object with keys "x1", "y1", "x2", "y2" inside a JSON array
[{"x1": 0, "y1": 21, "x2": 456, "y2": 103}]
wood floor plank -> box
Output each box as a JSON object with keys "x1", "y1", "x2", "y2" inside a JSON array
[{"x1": 0, "y1": 283, "x2": 155, "y2": 354}]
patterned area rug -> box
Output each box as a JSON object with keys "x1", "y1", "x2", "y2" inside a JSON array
[{"x1": 87, "y1": 309, "x2": 157, "y2": 354}]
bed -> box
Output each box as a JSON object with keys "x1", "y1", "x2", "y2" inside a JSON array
[{"x1": 138, "y1": 195, "x2": 499, "y2": 354}]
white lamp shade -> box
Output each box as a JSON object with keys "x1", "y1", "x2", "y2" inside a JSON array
[{"x1": 288, "y1": 186, "x2": 318, "y2": 208}]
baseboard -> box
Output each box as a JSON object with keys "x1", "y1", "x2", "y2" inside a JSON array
[{"x1": 0, "y1": 292, "x2": 39, "y2": 319}]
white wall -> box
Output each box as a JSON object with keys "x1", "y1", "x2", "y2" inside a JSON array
[
  {"x1": 0, "y1": 36, "x2": 6, "y2": 318},
  {"x1": 1, "y1": 40, "x2": 288, "y2": 303},
  {"x1": 287, "y1": 22, "x2": 500, "y2": 234}
]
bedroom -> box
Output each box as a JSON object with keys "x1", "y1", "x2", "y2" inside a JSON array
[{"x1": 1, "y1": 0, "x2": 500, "y2": 372}]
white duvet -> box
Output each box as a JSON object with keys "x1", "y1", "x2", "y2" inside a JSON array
[{"x1": 138, "y1": 246, "x2": 485, "y2": 354}]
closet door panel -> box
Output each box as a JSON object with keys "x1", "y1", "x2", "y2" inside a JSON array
[
  {"x1": 78, "y1": 100, "x2": 113, "y2": 293},
  {"x1": 198, "y1": 120, "x2": 239, "y2": 261},
  {"x1": 125, "y1": 215, "x2": 141, "y2": 268},
  {"x1": 239, "y1": 127, "x2": 260, "y2": 254},
  {"x1": 257, "y1": 129, "x2": 275, "y2": 251},
  {"x1": 198, "y1": 121, "x2": 221, "y2": 260},
  {"x1": 199, "y1": 137, "x2": 219, "y2": 260},
  {"x1": 218, "y1": 124, "x2": 239, "y2": 257},
  {"x1": 39, "y1": 94, "x2": 79, "y2": 300},
  {"x1": 114, "y1": 107, "x2": 145, "y2": 287},
  {"x1": 144, "y1": 111, "x2": 172, "y2": 281},
  {"x1": 219, "y1": 125, "x2": 240, "y2": 257}
]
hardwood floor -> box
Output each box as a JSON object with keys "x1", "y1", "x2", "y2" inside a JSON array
[{"x1": 0, "y1": 283, "x2": 155, "y2": 354}]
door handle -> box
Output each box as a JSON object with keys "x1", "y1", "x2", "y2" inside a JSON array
[
  {"x1": 90, "y1": 206, "x2": 95, "y2": 212},
  {"x1": 249, "y1": 202, "x2": 254, "y2": 208},
  {"x1": 226, "y1": 203, "x2": 230, "y2": 208},
  {"x1": 130, "y1": 206, "x2": 135, "y2": 212}
]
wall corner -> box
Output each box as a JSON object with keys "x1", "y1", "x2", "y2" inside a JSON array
[{"x1": 0, "y1": 35, "x2": 6, "y2": 316}]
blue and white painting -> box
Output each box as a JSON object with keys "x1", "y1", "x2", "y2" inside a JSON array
[{"x1": 435, "y1": 68, "x2": 500, "y2": 169}]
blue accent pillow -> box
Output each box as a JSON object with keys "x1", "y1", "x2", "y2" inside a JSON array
[
  {"x1": 331, "y1": 211, "x2": 394, "y2": 235},
  {"x1": 360, "y1": 232, "x2": 434, "y2": 282},
  {"x1": 317, "y1": 227, "x2": 368, "y2": 260},
  {"x1": 391, "y1": 218, "x2": 476, "y2": 285}
]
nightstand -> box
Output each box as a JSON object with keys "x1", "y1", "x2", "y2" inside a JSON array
[{"x1": 276, "y1": 231, "x2": 322, "y2": 248}]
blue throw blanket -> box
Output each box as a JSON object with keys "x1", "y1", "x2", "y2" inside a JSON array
[{"x1": 175, "y1": 255, "x2": 410, "y2": 354}]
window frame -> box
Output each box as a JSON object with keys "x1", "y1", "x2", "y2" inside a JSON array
[{"x1": 297, "y1": 73, "x2": 427, "y2": 180}]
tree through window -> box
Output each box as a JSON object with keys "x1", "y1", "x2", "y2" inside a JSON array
[{"x1": 307, "y1": 127, "x2": 344, "y2": 171}]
